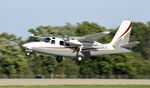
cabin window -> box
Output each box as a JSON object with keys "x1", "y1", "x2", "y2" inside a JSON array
[
  {"x1": 66, "y1": 43, "x2": 70, "y2": 46},
  {"x1": 43, "y1": 38, "x2": 51, "y2": 42},
  {"x1": 60, "y1": 41, "x2": 64, "y2": 45},
  {"x1": 51, "y1": 40, "x2": 55, "y2": 44}
]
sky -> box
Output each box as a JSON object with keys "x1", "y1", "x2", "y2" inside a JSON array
[{"x1": 0, "y1": 0, "x2": 150, "y2": 40}]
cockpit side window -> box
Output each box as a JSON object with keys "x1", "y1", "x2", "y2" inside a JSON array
[
  {"x1": 51, "y1": 40, "x2": 55, "y2": 44},
  {"x1": 60, "y1": 41, "x2": 64, "y2": 45},
  {"x1": 43, "y1": 38, "x2": 51, "y2": 42}
]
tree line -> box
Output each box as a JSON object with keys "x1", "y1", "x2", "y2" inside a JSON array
[{"x1": 0, "y1": 21, "x2": 150, "y2": 78}]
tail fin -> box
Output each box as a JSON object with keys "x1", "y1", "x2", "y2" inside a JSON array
[{"x1": 111, "y1": 20, "x2": 132, "y2": 48}]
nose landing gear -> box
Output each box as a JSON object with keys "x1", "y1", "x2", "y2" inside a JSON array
[
  {"x1": 26, "y1": 51, "x2": 30, "y2": 56},
  {"x1": 26, "y1": 49, "x2": 32, "y2": 56}
]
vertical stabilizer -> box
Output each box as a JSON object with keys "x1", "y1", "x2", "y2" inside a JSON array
[{"x1": 111, "y1": 20, "x2": 132, "y2": 47}]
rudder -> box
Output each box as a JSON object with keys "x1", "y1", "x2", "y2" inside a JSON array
[{"x1": 111, "y1": 20, "x2": 132, "y2": 48}]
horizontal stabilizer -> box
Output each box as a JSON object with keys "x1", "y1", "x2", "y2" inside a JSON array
[{"x1": 120, "y1": 41, "x2": 140, "y2": 49}]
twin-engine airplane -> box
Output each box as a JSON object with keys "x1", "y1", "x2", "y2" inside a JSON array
[{"x1": 23, "y1": 20, "x2": 139, "y2": 62}]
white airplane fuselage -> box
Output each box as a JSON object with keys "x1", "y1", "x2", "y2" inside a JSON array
[
  {"x1": 23, "y1": 37, "x2": 130, "y2": 57},
  {"x1": 23, "y1": 20, "x2": 139, "y2": 62}
]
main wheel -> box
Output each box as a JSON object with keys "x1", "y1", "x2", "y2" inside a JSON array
[
  {"x1": 77, "y1": 56, "x2": 83, "y2": 61},
  {"x1": 56, "y1": 56, "x2": 63, "y2": 62}
]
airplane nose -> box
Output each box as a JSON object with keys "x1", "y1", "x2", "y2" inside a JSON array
[
  {"x1": 22, "y1": 43, "x2": 32, "y2": 49},
  {"x1": 22, "y1": 42, "x2": 42, "y2": 49},
  {"x1": 22, "y1": 44, "x2": 27, "y2": 47}
]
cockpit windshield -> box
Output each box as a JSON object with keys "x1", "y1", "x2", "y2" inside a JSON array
[{"x1": 43, "y1": 38, "x2": 51, "y2": 42}]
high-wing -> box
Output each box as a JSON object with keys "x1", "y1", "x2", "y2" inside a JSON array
[
  {"x1": 64, "y1": 31, "x2": 110, "y2": 47},
  {"x1": 77, "y1": 31, "x2": 110, "y2": 42}
]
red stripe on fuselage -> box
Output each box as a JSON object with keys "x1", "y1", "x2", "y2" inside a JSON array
[
  {"x1": 36, "y1": 47, "x2": 106, "y2": 50},
  {"x1": 118, "y1": 22, "x2": 132, "y2": 39}
]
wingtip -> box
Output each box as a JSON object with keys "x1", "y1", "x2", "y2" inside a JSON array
[
  {"x1": 135, "y1": 41, "x2": 140, "y2": 44},
  {"x1": 103, "y1": 31, "x2": 110, "y2": 34},
  {"x1": 30, "y1": 34, "x2": 34, "y2": 37}
]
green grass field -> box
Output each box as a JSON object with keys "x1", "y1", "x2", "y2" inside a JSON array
[{"x1": 0, "y1": 85, "x2": 150, "y2": 88}]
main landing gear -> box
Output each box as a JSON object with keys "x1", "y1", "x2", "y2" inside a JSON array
[
  {"x1": 56, "y1": 56, "x2": 63, "y2": 62},
  {"x1": 77, "y1": 55, "x2": 83, "y2": 61},
  {"x1": 76, "y1": 46, "x2": 83, "y2": 61}
]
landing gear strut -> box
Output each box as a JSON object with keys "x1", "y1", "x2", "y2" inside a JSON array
[
  {"x1": 56, "y1": 56, "x2": 63, "y2": 62},
  {"x1": 76, "y1": 46, "x2": 83, "y2": 61}
]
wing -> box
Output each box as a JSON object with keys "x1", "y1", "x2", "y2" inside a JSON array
[
  {"x1": 30, "y1": 34, "x2": 45, "y2": 38},
  {"x1": 64, "y1": 31, "x2": 110, "y2": 47},
  {"x1": 78, "y1": 31, "x2": 110, "y2": 42},
  {"x1": 65, "y1": 40, "x2": 81, "y2": 47}
]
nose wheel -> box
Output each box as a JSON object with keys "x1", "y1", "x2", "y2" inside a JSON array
[
  {"x1": 26, "y1": 51, "x2": 30, "y2": 56},
  {"x1": 26, "y1": 49, "x2": 32, "y2": 56}
]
